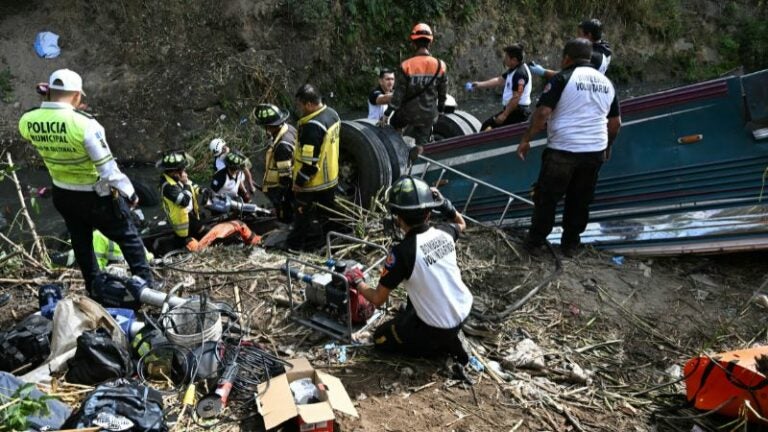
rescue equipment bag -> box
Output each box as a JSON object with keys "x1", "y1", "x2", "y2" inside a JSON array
[{"x1": 0, "y1": 314, "x2": 52, "y2": 372}]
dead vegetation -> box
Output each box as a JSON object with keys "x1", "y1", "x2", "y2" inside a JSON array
[{"x1": 1, "y1": 193, "x2": 767, "y2": 431}]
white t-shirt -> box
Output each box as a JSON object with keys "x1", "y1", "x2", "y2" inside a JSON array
[
  {"x1": 381, "y1": 225, "x2": 473, "y2": 329},
  {"x1": 502, "y1": 63, "x2": 532, "y2": 108},
  {"x1": 211, "y1": 169, "x2": 244, "y2": 199},
  {"x1": 538, "y1": 64, "x2": 618, "y2": 152}
]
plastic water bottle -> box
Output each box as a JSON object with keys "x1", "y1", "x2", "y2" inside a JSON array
[
  {"x1": 468, "y1": 356, "x2": 484, "y2": 372},
  {"x1": 464, "y1": 82, "x2": 474, "y2": 92}
]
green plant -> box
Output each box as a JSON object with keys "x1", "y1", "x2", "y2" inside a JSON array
[
  {"x1": 0, "y1": 68, "x2": 12, "y2": 103},
  {"x1": 0, "y1": 383, "x2": 56, "y2": 431}
]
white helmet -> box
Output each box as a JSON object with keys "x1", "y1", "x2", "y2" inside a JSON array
[{"x1": 209, "y1": 138, "x2": 226, "y2": 156}]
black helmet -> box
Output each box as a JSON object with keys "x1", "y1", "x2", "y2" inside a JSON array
[
  {"x1": 385, "y1": 176, "x2": 442, "y2": 224},
  {"x1": 156, "y1": 151, "x2": 190, "y2": 171},
  {"x1": 224, "y1": 151, "x2": 247, "y2": 169},
  {"x1": 254, "y1": 104, "x2": 289, "y2": 126}
]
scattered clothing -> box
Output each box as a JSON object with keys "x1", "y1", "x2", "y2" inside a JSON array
[{"x1": 34, "y1": 31, "x2": 60, "y2": 58}]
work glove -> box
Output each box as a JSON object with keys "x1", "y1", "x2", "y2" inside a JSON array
[
  {"x1": 464, "y1": 82, "x2": 474, "y2": 92},
  {"x1": 528, "y1": 62, "x2": 546, "y2": 77},
  {"x1": 432, "y1": 188, "x2": 457, "y2": 219},
  {"x1": 345, "y1": 268, "x2": 365, "y2": 289}
]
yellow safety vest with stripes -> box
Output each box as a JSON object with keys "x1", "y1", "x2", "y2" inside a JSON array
[
  {"x1": 18, "y1": 107, "x2": 108, "y2": 187},
  {"x1": 263, "y1": 124, "x2": 295, "y2": 191},
  {"x1": 92, "y1": 230, "x2": 153, "y2": 268},
  {"x1": 160, "y1": 174, "x2": 200, "y2": 238},
  {"x1": 293, "y1": 106, "x2": 340, "y2": 192}
]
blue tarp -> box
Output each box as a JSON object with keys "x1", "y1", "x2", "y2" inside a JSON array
[
  {"x1": 34, "y1": 31, "x2": 60, "y2": 58},
  {"x1": 0, "y1": 371, "x2": 71, "y2": 430}
]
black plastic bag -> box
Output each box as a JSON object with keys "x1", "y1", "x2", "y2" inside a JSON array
[
  {"x1": 62, "y1": 378, "x2": 167, "y2": 432},
  {"x1": 66, "y1": 327, "x2": 133, "y2": 385}
]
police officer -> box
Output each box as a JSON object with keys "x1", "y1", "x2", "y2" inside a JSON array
[
  {"x1": 18, "y1": 69, "x2": 153, "y2": 290},
  {"x1": 288, "y1": 84, "x2": 340, "y2": 251},
  {"x1": 344, "y1": 176, "x2": 474, "y2": 379},
  {"x1": 254, "y1": 103, "x2": 296, "y2": 223},
  {"x1": 518, "y1": 39, "x2": 622, "y2": 256},
  {"x1": 470, "y1": 44, "x2": 532, "y2": 130},
  {"x1": 385, "y1": 23, "x2": 448, "y2": 147},
  {"x1": 211, "y1": 150, "x2": 251, "y2": 202},
  {"x1": 157, "y1": 151, "x2": 203, "y2": 251}
]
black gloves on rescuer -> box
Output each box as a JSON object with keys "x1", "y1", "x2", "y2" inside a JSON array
[
  {"x1": 432, "y1": 188, "x2": 457, "y2": 219},
  {"x1": 439, "y1": 198, "x2": 457, "y2": 219}
]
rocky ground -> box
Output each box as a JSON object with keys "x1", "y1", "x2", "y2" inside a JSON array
[{"x1": 1, "y1": 221, "x2": 766, "y2": 431}]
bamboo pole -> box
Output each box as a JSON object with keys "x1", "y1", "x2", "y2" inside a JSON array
[{"x1": 5, "y1": 153, "x2": 49, "y2": 267}]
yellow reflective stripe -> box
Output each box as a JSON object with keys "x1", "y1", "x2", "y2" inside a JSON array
[
  {"x1": 93, "y1": 154, "x2": 114, "y2": 166},
  {"x1": 296, "y1": 178, "x2": 337, "y2": 192},
  {"x1": 43, "y1": 155, "x2": 90, "y2": 164},
  {"x1": 300, "y1": 145, "x2": 316, "y2": 163}
]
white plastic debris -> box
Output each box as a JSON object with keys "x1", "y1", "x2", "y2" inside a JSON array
[
  {"x1": 665, "y1": 364, "x2": 682, "y2": 379},
  {"x1": 502, "y1": 338, "x2": 546, "y2": 370},
  {"x1": 34, "y1": 32, "x2": 61, "y2": 58},
  {"x1": 289, "y1": 378, "x2": 319, "y2": 404}
]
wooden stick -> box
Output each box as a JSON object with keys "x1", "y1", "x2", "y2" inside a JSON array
[
  {"x1": 5, "y1": 153, "x2": 49, "y2": 266},
  {"x1": 0, "y1": 232, "x2": 51, "y2": 274}
]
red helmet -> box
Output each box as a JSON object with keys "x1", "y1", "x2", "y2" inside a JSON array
[{"x1": 410, "y1": 23, "x2": 433, "y2": 41}]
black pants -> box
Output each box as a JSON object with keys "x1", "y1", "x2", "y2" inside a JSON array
[
  {"x1": 527, "y1": 148, "x2": 604, "y2": 248},
  {"x1": 480, "y1": 106, "x2": 530, "y2": 131},
  {"x1": 265, "y1": 186, "x2": 293, "y2": 223},
  {"x1": 373, "y1": 301, "x2": 469, "y2": 365},
  {"x1": 391, "y1": 110, "x2": 434, "y2": 146},
  {"x1": 286, "y1": 188, "x2": 335, "y2": 250},
  {"x1": 52, "y1": 187, "x2": 153, "y2": 290}
]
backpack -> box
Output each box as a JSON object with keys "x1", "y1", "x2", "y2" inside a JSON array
[
  {"x1": 0, "y1": 314, "x2": 52, "y2": 372},
  {"x1": 62, "y1": 378, "x2": 167, "y2": 432},
  {"x1": 66, "y1": 327, "x2": 133, "y2": 385}
]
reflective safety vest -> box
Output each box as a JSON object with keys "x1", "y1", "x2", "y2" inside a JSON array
[
  {"x1": 18, "y1": 106, "x2": 105, "y2": 188},
  {"x1": 92, "y1": 230, "x2": 153, "y2": 268},
  {"x1": 93, "y1": 230, "x2": 122, "y2": 268},
  {"x1": 160, "y1": 174, "x2": 200, "y2": 238},
  {"x1": 263, "y1": 124, "x2": 295, "y2": 191},
  {"x1": 293, "y1": 106, "x2": 340, "y2": 192}
]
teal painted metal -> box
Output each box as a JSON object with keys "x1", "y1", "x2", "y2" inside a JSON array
[{"x1": 417, "y1": 70, "x2": 768, "y2": 253}]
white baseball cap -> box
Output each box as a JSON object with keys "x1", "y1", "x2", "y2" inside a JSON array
[{"x1": 48, "y1": 69, "x2": 86, "y2": 95}]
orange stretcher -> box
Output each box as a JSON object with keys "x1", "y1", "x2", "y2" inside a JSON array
[
  {"x1": 684, "y1": 346, "x2": 768, "y2": 422},
  {"x1": 186, "y1": 220, "x2": 261, "y2": 252}
]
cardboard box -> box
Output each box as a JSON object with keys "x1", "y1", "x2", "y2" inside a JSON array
[{"x1": 256, "y1": 358, "x2": 359, "y2": 431}]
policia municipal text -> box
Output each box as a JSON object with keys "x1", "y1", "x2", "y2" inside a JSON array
[{"x1": 18, "y1": 69, "x2": 154, "y2": 290}]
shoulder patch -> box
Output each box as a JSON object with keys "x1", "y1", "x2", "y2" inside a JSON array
[{"x1": 384, "y1": 251, "x2": 397, "y2": 270}]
